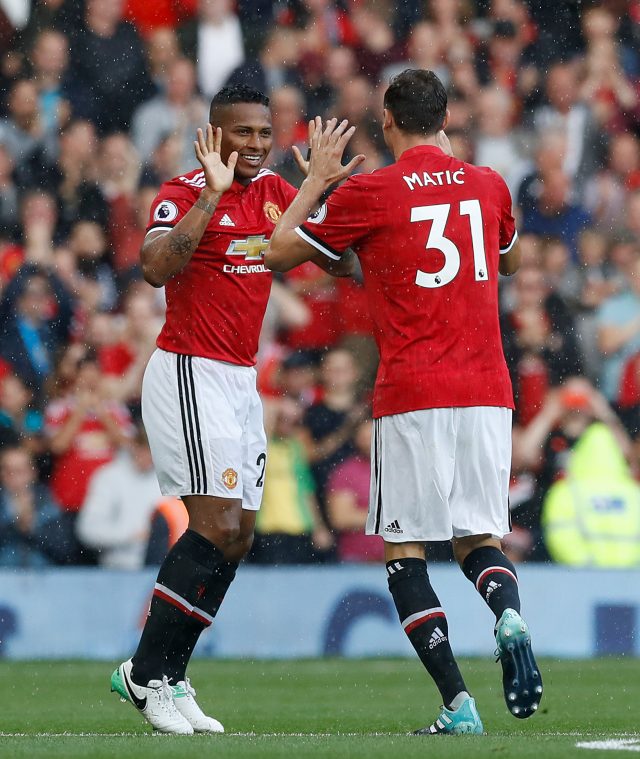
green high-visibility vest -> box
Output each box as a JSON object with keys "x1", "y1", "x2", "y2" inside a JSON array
[{"x1": 541, "y1": 423, "x2": 640, "y2": 567}]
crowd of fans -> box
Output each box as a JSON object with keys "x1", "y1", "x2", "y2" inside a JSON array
[{"x1": 2, "y1": 0, "x2": 640, "y2": 569}]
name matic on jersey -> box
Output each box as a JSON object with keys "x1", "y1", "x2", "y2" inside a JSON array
[{"x1": 403, "y1": 169, "x2": 466, "y2": 191}]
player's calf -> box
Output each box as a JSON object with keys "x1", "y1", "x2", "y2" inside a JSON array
[{"x1": 387, "y1": 557, "x2": 469, "y2": 709}]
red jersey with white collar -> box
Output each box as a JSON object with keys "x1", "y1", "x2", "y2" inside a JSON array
[
  {"x1": 148, "y1": 168, "x2": 297, "y2": 365},
  {"x1": 295, "y1": 146, "x2": 517, "y2": 417}
]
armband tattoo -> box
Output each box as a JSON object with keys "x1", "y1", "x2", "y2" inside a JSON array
[{"x1": 195, "y1": 194, "x2": 216, "y2": 215}]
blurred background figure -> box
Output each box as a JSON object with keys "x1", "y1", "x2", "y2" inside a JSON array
[
  {"x1": 76, "y1": 425, "x2": 163, "y2": 569},
  {"x1": 251, "y1": 396, "x2": 332, "y2": 564},
  {"x1": 0, "y1": 444, "x2": 71, "y2": 567},
  {"x1": 326, "y1": 419, "x2": 384, "y2": 563},
  {"x1": 542, "y1": 422, "x2": 640, "y2": 568}
]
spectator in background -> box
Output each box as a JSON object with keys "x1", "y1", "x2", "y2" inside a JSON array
[
  {"x1": 584, "y1": 132, "x2": 640, "y2": 231},
  {"x1": 0, "y1": 372, "x2": 43, "y2": 451},
  {"x1": 144, "y1": 26, "x2": 181, "y2": 92},
  {"x1": 597, "y1": 255, "x2": 640, "y2": 403},
  {"x1": 131, "y1": 58, "x2": 207, "y2": 174},
  {"x1": 472, "y1": 86, "x2": 526, "y2": 190},
  {"x1": 301, "y1": 347, "x2": 368, "y2": 513},
  {"x1": 145, "y1": 496, "x2": 189, "y2": 565},
  {"x1": 70, "y1": 0, "x2": 153, "y2": 133},
  {"x1": 139, "y1": 132, "x2": 182, "y2": 187},
  {"x1": 66, "y1": 220, "x2": 117, "y2": 312},
  {"x1": 542, "y1": 421, "x2": 640, "y2": 567},
  {"x1": 0, "y1": 444, "x2": 71, "y2": 567},
  {"x1": 252, "y1": 397, "x2": 332, "y2": 564},
  {"x1": 382, "y1": 22, "x2": 449, "y2": 89},
  {"x1": 17, "y1": 190, "x2": 58, "y2": 269},
  {"x1": 521, "y1": 167, "x2": 592, "y2": 258},
  {"x1": 28, "y1": 28, "x2": 72, "y2": 135},
  {"x1": 179, "y1": 0, "x2": 244, "y2": 100},
  {"x1": 0, "y1": 265, "x2": 74, "y2": 400},
  {"x1": 533, "y1": 61, "x2": 599, "y2": 188},
  {"x1": 539, "y1": 236, "x2": 580, "y2": 308},
  {"x1": 76, "y1": 425, "x2": 162, "y2": 569},
  {"x1": 0, "y1": 144, "x2": 19, "y2": 241},
  {"x1": 512, "y1": 377, "x2": 631, "y2": 559},
  {"x1": 0, "y1": 79, "x2": 57, "y2": 180},
  {"x1": 326, "y1": 419, "x2": 384, "y2": 563},
  {"x1": 502, "y1": 264, "x2": 584, "y2": 424},
  {"x1": 97, "y1": 132, "x2": 143, "y2": 275},
  {"x1": 44, "y1": 347, "x2": 133, "y2": 521},
  {"x1": 574, "y1": 230, "x2": 620, "y2": 382},
  {"x1": 225, "y1": 26, "x2": 302, "y2": 94},
  {"x1": 267, "y1": 85, "x2": 308, "y2": 177},
  {"x1": 50, "y1": 120, "x2": 108, "y2": 241}
]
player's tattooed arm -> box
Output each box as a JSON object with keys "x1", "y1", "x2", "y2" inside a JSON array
[
  {"x1": 140, "y1": 188, "x2": 222, "y2": 287},
  {"x1": 141, "y1": 124, "x2": 237, "y2": 287}
]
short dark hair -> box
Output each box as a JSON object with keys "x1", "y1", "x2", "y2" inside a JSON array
[
  {"x1": 209, "y1": 84, "x2": 269, "y2": 121},
  {"x1": 383, "y1": 69, "x2": 447, "y2": 136}
]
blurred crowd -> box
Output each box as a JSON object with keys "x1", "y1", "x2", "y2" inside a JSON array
[{"x1": 2, "y1": 0, "x2": 640, "y2": 569}]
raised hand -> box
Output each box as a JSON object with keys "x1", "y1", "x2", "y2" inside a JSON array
[
  {"x1": 305, "y1": 117, "x2": 366, "y2": 190},
  {"x1": 291, "y1": 118, "x2": 315, "y2": 177},
  {"x1": 194, "y1": 124, "x2": 238, "y2": 194},
  {"x1": 436, "y1": 129, "x2": 454, "y2": 157}
]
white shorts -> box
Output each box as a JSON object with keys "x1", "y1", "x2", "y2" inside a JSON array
[
  {"x1": 366, "y1": 407, "x2": 512, "y2": 542},
  {"x1": 141, "y1": 349, "x2": 267, "y2": 510}
]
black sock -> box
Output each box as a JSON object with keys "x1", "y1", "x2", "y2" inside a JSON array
[
  {"x1": 462, "y1": 546, "x2": 521, "y2": 622},
  {"x1": 164, "y1": 561, "x2": 239, "y2": 682},
  {"x1": 131, "y1": 529, "x2": 223, "y2": 684},
  {"x1": 387, "y1": 558, "x2": 467, "y2": 708}
]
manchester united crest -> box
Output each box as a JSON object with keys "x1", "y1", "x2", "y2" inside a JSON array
[
  {"x1": 222, "y1": 468, "x2": 238, "y2": 489},
  {"x1": 264, "y1": 201, "x2": 282, "y2": 223}
]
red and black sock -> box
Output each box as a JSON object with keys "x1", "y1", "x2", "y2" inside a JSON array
[
  {"x1": 163, "y1": 560, "x2": 239, "y2": 683},
  {"x1": 131, "y1": 529, "x2": 223, "y2": 685},
  {"x1": 462, "y1": 546, "x2": 520, "y2": 622},
  {"x1": 387, "y1": 558, "x2": 467, "y2": 708}
]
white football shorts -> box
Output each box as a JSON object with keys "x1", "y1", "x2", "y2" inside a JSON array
[
  {"x1": 141, "y1": 349, "x2": 267, "y2": 510},
  {"x1": 366, "y1": 406, "x2": 512, "y2": 542}
]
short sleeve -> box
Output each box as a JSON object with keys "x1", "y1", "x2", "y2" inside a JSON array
[
  {"x1": 146, "y1": 176, "x2": 199, "y2": 235},
  {"x1": 495, "y1": 173, "x2": 518, "y2": 254},
  {"x1": 294, "y1": 175, "x2": 372, "y2": 261}
]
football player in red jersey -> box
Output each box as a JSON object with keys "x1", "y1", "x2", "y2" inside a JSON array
[
  {"x1": 110, "y1": 84, "x2": 357, "y2": 734},
  {"x1": 266, "y1": 70, "x2": 542, "y2": 735}
]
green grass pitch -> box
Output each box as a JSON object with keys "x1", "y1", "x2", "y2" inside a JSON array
[{"x1": 0, "y1": 658, "x2": 638, "y2": 758}]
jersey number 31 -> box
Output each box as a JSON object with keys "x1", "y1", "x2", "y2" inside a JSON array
[{"x1": 412, "y1": 200, "x2": 487, "y2": 289}]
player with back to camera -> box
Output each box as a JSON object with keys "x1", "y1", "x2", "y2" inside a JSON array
[
  {"x1": 266, "y1": 69, "x2": 543, "y2": 735},
  {"x1": 110, "y1": 84, "x2": 359, "y2": 734}
]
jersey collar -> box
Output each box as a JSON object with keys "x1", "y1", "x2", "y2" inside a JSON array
[{"x1": 398, "y1": 145, "x2": 446, "y2": 162}]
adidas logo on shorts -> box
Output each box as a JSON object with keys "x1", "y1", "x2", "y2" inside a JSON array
[
  {"x1": 429, "y1": 626, "x2": 447, "y2": 650},
  {"x1": 384, "y1": 520, "x2": 403, "y2": 534},
  {"x1": 429, "y1": 627, "x2": 447, "y2": 649}
]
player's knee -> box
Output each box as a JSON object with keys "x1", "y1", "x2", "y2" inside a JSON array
[
  {"x1": 224, "y1": 530, "x2": 254, "y2": 561},
  {"x1": 214, "y1": 523, "x2": 242, "y2": 547}
]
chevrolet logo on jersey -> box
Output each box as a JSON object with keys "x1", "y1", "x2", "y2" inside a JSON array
[{"x1": 224, "y1": 235, "x2": 269, "y2": 261}]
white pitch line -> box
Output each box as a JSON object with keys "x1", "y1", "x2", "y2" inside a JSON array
[{"x1": 576, "y1": 739, "x2": 640, "y2": 752}]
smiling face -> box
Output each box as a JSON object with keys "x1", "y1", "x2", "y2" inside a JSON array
[{"x1": 210, "y1": 102, "x2": 273, "y2": 184}]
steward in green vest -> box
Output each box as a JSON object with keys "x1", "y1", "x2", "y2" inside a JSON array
[{"x1": 541, "y1": 422, "x2": 640, "y2": 567}]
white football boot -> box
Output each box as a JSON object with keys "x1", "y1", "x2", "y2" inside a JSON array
[
  {"x1": 171, "y1": 677, "x2": 224, "y2": 733},
  {"x1": 111, "y1": 658, "x2": 194, "y2": 734}
]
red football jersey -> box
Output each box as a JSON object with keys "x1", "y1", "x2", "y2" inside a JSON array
[
  {"x1": 148, "y1": 168, "x2": 297, "y2": 365},
  {"x1": 296, "y1": 145, "x2": 517, "y2": 417}
]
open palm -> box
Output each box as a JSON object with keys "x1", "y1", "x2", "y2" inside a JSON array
[{"x1": 194, "y1": 124, "x2": 238, "y2": 193}]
